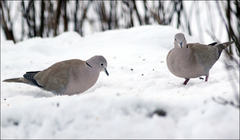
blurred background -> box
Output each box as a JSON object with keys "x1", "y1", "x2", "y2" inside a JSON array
[
  {"x1": 0, "y1": 1, "x2": 239, "y2": 49},
  {"x1": 0, "y1": 0, "x2": 239, "y2": 106}
]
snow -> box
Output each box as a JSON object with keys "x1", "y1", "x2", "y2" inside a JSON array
[{"x1": 1, "y1": 25, "x2": 239, "y2": 139}]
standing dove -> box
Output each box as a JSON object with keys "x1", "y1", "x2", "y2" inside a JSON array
[
  {"x1": 3, "y1": 55, "x2": 109, "y2": 95},
  {"x1": 167, "y1": 33, "x2": 234, "y2": 85}
]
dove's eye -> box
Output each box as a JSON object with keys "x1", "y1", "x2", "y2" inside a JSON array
[{"x1": 100, "y1": 63, "x2": 103, "y2": 66}]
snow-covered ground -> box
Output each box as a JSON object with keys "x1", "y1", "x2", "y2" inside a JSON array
[{"x1": 1, "y1": 25, "x2": 239, "y2": 138}]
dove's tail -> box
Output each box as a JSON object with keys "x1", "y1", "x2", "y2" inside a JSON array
[
  {"x1": 3, "y1": 71, "x2": 43, "y2": 88},
  {"x1": 216, "y1": 41, "x2": 235, "y2": 55},
  {"x1": 3, "y1": 77, "x2": 28, "y2": 83}
]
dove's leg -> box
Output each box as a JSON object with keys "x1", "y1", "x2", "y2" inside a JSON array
[
  {"x1": 205, "y1": 75, "x2": 209, "y2": 82},
  {"x1": 183, "y1": 78, "x2": 190, "y2": 85}
]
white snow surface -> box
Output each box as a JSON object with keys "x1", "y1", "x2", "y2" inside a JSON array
[{"x1": 1, "y1": 25, "x2": 239, "y2": 139}]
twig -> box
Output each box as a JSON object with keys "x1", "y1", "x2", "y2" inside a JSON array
[{"x1": 212, "y1": 96, "x2": 240, "y2": 109}]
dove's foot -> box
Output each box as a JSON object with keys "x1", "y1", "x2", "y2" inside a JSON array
[
  {"x1": 205, "y1": 75, "x2": 209, "y2": 82},
  {"x1": 183, "y1": 78, "x2": 190, "y2": 85}
]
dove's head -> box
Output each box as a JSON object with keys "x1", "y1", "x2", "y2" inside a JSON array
[
  {"x1": 87, "y1": 55, "x2": 109, "y2": 76},
  {"x1": 174, "y1": 33, "x2": 187, "y2": 48}
]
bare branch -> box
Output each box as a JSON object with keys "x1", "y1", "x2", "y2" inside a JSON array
[{"x1": 53, "y1": 0, "x2": 63, "y2": 36}]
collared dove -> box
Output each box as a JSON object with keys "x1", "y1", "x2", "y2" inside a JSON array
[
  {"x1": 167, "y1": 33, "x2": 234, "y2": 85},
  {"x1": 3, "y1": 55, "x2": 109, "y2": 95}
]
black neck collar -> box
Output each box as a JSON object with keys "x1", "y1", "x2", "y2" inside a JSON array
[{"x1": 86, "y1": 62, "x2": 92, "y2": 68}]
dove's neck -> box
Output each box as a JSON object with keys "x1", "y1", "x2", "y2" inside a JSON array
[
  {"x1": 85, "y1": 60, "x2": 101, "y2": 76},
  {"x1": 174, "y1": 47, "x2": 193, "y2": 60}
]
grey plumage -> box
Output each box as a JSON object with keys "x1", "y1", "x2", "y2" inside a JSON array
[
  {"x1": 167, "y1": 33, "x2": 234, "y2": 85},
  {"x1": 3, "y1": 55, "x2": 109, "y2": 95}
]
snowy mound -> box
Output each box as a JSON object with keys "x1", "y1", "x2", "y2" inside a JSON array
[{"x1": 1, "y1": 25, "x2": 239, "y2": 138}]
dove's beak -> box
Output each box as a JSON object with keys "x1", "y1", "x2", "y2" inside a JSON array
[
  {"x1": 104, "y1": 68, "x2": 109, "y2": 76},
  {"x1": 179, "y1": 42, "x2": 183, "y2": 48}
]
